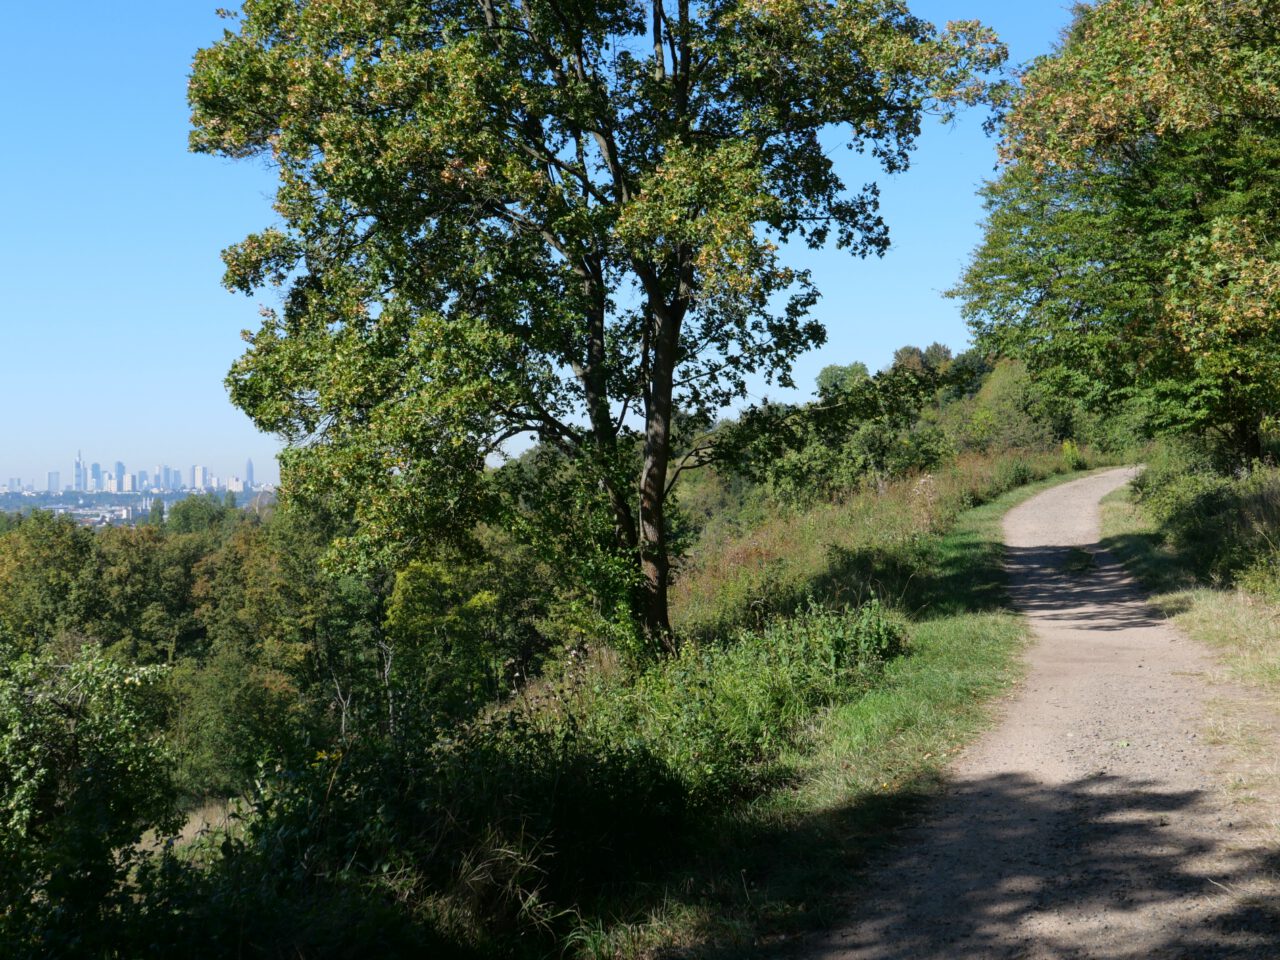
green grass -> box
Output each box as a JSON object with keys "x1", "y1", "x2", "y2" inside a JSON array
[
  {"x1": 573, "y1": 470, "x2": 1091, "y2": 957},
  {"x1": 1102, "y1": 485, "x2": 1280, "y2": 693}
]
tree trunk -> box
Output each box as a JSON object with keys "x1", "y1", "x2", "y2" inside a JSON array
[
  {"x1": 638, "y1": 302, "x2": 679, "y2": 654},
  {"x1": 1239, "y1": 416, "x2": 1264, "y2": 463}
]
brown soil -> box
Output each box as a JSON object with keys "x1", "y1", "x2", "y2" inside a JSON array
[{"x1": 806, "y1": 468, "x2": 1280, "y2": 959}]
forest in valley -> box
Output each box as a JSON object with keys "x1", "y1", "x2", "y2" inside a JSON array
[{"x1": 4, "y1": 1, "x2": 1280, "y2": 957}]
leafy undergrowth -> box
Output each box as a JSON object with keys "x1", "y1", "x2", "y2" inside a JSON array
[{"x1": 569, "y1": 469, "x2": 1094, "y2": 957}]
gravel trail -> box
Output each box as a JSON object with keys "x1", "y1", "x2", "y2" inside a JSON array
[{"x1": 808, "y1": 468, "x2": 1280, "y2": 959}]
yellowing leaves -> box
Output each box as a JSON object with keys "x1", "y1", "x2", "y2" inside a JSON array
[
  {"x1": 615, "y1": 140, "x2": 782, "y2": 302},
  {"x1": 1007, "y1": 0, "x2": 1280, "y2": 170}
]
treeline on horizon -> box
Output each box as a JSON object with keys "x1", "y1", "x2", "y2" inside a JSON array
[{"x1": 4, "y1": 1, "x2": 1280, "y2": 957}]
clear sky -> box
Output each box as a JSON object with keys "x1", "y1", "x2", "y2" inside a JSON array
[{"x1": 0, "y1": 2, "x2": 1074, "y2": 484}]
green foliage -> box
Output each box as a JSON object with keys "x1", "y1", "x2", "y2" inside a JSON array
[
  {"x1": 384, "y1": 556, "x2": 530, "y2": 719},
  {"x1": 954, "y1": 0, "x2": 1280, "y2": 461},
  {"x1": 940, "y1": 359, "x2": 1066, "y2": 453},
  {"x1": 738, "y1": 363, "x2": 951, "y2": 506},
  {"x1": 0, "y1": 512, "x2": 92, "y2": 650},
  {"x1": 166, "y1": 492, "x2": 233, "y2": 535},
  {"x1": 588, "y1": 602, "x2": 905, "y2": 805},
  {"x1": 78, "y1": 525, "x2": 205, "y2": 664},
  {"x1": 1061, "y1": 440, "x2": 1087, "y2": 472},
  {"x1": 1130, "y1": 441, "x2": 1280, "y2": 596},
  {"x1": 0, "y1": 646, "x2": 179, "y2": 954},
  {"x1": 189, "y1": 0, "x2": 1007, "y2": 639}
]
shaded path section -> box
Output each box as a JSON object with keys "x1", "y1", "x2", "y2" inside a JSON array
[{"x1": 806, "y1": 468, "x2": 1280, "y2": 959}]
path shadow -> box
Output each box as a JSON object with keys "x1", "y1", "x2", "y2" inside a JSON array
[
  {"x1": 1002, "y1": 542, "x2": 1173, "y2": 632},
  {"x1": 785, "y1": 769, "x2": 1280, "y2": 959}
]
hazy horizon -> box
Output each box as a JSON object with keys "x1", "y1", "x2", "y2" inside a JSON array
[{"x1": 0, "y1": 1, "x2": 1073, "y2": 488}]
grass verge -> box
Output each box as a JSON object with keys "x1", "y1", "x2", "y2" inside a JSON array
[
  {"x1": 576, "y1": 471, "x2": 1093, "y2": 957},
  {"x1": 1101, "y1": 486, "x2": 1280, "y2": 694}
]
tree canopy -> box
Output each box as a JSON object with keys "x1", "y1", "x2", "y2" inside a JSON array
[
  {"x1": 190, "y1": 0, "x2": 1006, "y2": 648},
  {"x1": 953, "y1": 0, "x2": 1280, "y2": 460}
]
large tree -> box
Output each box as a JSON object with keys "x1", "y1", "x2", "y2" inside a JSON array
[
  {"x1": 190, "y1": 0, "x2": 1005, "y2": 648},
  {"x1": 954, "y1": 0, "x2": 1280, "y2": 461}
]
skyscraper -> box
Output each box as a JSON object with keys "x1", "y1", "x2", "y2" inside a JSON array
[
  {"x1": 245, "y1": 458, "x2": 255, "y2": 490},
  {"x1": 73, "y1": 451, "x2": 85, "y2": 492},
  {"x1": 47, "y1": 471, "x2": 60, "y2": 494},
  {"x1": 114, "y1": 461, "x2": 126, "y2": 493},
  {"x1": 90, "y1": 463, "x2": 102, "y2": 492}
]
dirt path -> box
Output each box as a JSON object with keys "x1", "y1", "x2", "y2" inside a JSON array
[{"x1": 808, "y1": 468, "x2": 1280, "y2": 959}]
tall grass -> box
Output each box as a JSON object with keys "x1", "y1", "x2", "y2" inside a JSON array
[{"x1": 672, "y1": 448, "x2": 1102, "y2": 639}]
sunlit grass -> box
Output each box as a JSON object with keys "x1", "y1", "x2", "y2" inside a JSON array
[
  {"x1": 575, "y1": 469, "x2": 1091, "y2": 957},
  {"x1": 1102, "y1": 487, "x2": 1280, "y2": 694}
]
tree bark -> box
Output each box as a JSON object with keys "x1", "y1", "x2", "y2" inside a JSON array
[
  {"x1": 638, "y1": 299, "x2": 679, "y2": 653},
  {"x1": 1238, "y1": 416, "x2": 1264, "y2": 463}
]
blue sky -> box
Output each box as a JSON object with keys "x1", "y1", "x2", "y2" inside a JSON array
[{"x1": 0, "y1": 2, "x2": 1074, "y2": 484}]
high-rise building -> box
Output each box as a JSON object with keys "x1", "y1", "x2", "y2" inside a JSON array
[
  {"x1": 191, "y1": 465, "x2": 209, "y2": 490},
  {"x1": 73, "y1": 451, "x2": 85, "y2": 492},
  {"x1": 114, "y1": 461, "x2": 126, "y2": 493},
  {"x1": 123, "y1": 474, "x2": 137, "y2": 493},
  {"x1": 90, "y1": 463, "x2": 102, "y2": 492},
  {"x1": 245, "y1": 459, "x2": 255, "y2": 489},
  {"x1": 138, "y1": 469, "x2": 150, "y2": 490},
  {"x1": 47, "y1": 471, "x2": 60, "y2": 494}
]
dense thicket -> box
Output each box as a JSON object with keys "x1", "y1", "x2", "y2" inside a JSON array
[{"x1": 952, "y1": 0, "x2": 1280, "y2": 462}]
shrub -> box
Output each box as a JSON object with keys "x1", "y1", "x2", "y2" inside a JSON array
[
  {"x1": 588, "y1": 602, "x2": 906, "y2": 806},
  {"x1": 0, "y1": 645, "x2": 180, "y2": 956},
  {"x1": 1061, "y1": 440, "x2": 1087, "y2": 471},
  {"x1": 1132, "y1": 441, "x2": 1280, "y2": 589}
]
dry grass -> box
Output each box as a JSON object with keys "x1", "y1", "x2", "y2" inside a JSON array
[
  {"x1": 1102, "y1": 490, "x2": 1280, "y2": 695},
  {"x1": 672, "y1": 450, "x2": 1093, "y2": 638}
]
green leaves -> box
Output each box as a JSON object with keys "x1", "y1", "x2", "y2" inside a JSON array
[
  {"x1": 0, "y1": 646, "x2": 178, "y2": 943},
  {"x1": 192, "y1": 0, "x2": 1008, "y2": 635},
  {"x1": 955, "y1": 1, "x2": 1280, "y2": 461}
]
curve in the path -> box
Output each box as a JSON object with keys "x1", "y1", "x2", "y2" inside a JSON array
[{"x1": 807, "y1": 467, "x2": 1280, "y2": 960}]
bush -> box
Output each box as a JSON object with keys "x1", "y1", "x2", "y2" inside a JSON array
[
  {"x1": 109, "y1": 601, "x2": 905, "y2": 956},
  {"x1": 0, "y1": 645, "x2": 180, "y2": 956},
  {"x1": 1061, "y1": 440, "x2": 1087, "y2": 471},
  {"x1": 1132, "y1": 440, "x2": 1280, "y2": 590},
  {"x1": 592, "y1": 602, "x2": 905, "y2": 805}
]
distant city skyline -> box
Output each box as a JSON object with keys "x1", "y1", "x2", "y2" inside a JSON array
[
  {"x1": 2, "y1": 451, "x2": 272, "y2": 495},
  {"x1": 1, "y1": 3, "x2": 1074, "y2": 491}
]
